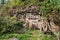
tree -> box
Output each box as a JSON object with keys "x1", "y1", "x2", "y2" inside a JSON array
[
  {"x1": 0, "y1": 0, "x2": 8, "y2": 7},
  {"x1": 1, "y1": 0, "x2": 5, "y2": 4}
]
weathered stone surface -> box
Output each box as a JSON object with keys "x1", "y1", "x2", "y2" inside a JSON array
[{"x1": 23, "y1": 14, "x2": 49, "y2": 33}]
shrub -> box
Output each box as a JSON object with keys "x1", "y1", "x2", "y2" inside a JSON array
[
  {"x1": 0, "y1": 30, "x2": 56, "y2": 40},
  {"x1": 0, "y1": 14, "x2": 24, "y2": 34},
  {"x1": 40, "y1": 0, "x2": 60, "y2": 26},
  {"x1": 40, "y1": 0, "x2": 60, "y2": 16}
]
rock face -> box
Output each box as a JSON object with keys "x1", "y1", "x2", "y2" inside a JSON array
[
  {"x1": 1, "y1": 5, "x2": 60, "y2": 35},
  {"x1": 25, "y1": 14, "x2": 40, "y2": 29},
  {"x1": 6, "y1": 5, "x2": 40, "y2": 21},
  {"x1": 23, "y1": 14, "x2": 49, "y2": 33},
  {"x1": 49, "y1": 21, "x2": 60, "y2": 40}
]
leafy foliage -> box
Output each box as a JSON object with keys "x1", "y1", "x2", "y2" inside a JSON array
[
  {"x1": 0, "y1": 14, "x2": 23, "y2": 34},
  {"x1": 40, "y1": 0, "x2": 60, "y2": 26},
  {"x1": 40, "y1": 0, "x2": 59, "y2": 16},
  {"x1": 0, "y1": 0, "x2": 60, "y2": 40},
  {"x1": 0, "y1": 30, "x2": 56, "y2": 40}
]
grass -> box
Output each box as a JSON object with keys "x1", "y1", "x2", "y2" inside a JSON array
[{"x1": 0, "y1": 30, "x2": 56, "y2": 40}]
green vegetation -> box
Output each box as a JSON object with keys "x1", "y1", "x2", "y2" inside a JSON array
[
  {"x1": 40, "y1": 0, "x2": 60, "y2": 26},
  {"x1": 0, "y1": 14, "x2": 24, "y2": 34},
  {"x1": 0, "y1": 0, "x2": 60, "y2": 40},
  {"x1": 0, "y1": 30, "x2": 56, "y2": 40}
]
